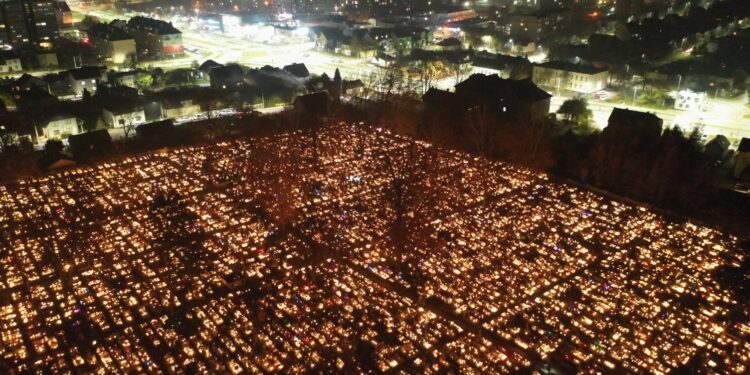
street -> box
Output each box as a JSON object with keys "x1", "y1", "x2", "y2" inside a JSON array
[{"x1": 551, "y1": 93, "x2": 750, "y2": 141}]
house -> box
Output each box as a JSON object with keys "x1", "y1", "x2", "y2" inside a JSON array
[
  {"x1": 283, "y1": 63, "x2": 310, "y2": 79},
  {"x1": 88, "y1": 22, "x2": 136, "y2": 64},
  {"x1": 102, "y1": 101, "x2": 146, "y2": 128},
  {"x1": 532, "y1": 61, "x2": 609, "y2": 94},
  {"x1": 13, "y1": 74, "x2": 49, "y2": 93},
  {"x1": 15, "y1": 89, "x2": 58, "y2": 113},
  {"x1": 110, "y1": 70, "x2": 141, "y2": 88},
  {"x1": 422, "y1": 74, "x2": 552, "y2": 126},
  {"x1": 199, "y1": 59, "x2": 223, "y2": 75},
  {"x1": 454, "y1": 73, "x2": 552, "y2": 124},
  {"x1": 310, "y1": 27, "x2": 344, "y2": 53},
  {"x1": 42, "y1": 113, "x2": 81, "y2": 140},
  {"x1": 125, "y1": 16, "x2": 183, "y2": 59},
  {"x1": 674, "y1": 90, "x2": 706, "y2": 111},
  {"x1": 607, "y1": 108, "x2": 663, "y2": 133},
  {"x1": 66, "y1": 66, "x2": 108, "y2": 96},
  {"x1": 342, "y1": 79, "x2": 365, "y2": 97},
  {"x1": 410, "y1": 49, "x2": 474, "y2": 79},
  {"x1": 209, "y1": 64, "x2": 245, "y2": 89},
  {"x1": 437, "y1": 37, "x2": 462, "y2": 51},
  {"x1": 161, "y1": 98, "x2": 201, "y2": 120},
  {"x1": 0, "y1": 51, "x2": 22, "y2": 74},
  {"x1": 704, "y1": 135, "x2": 730, "y2": 163},
  {"x1": 371, "y1": 27, "x2": 429, "y2": 58},
  {"x1": 35, "y1": 51, "x2": 58, "y2": 69},
  {"x1": 734, "y1": 138, "x2": 750, "y2": 180},
  {"x1": 472, "y1": 52, "x2": 532, "y2": 80},
  {"x1": 508, "y1": 8, "x2": 572, "y2": 42},
  {"x1": 69, "y1": 129, "x2": 112, "y2": 158},
  {"x1": 337, "y1": 29, "x2": 377, "y2": 58}
]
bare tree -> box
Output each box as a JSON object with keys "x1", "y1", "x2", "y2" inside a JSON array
[
  {"x1": 464, "y1": 103, "x2": 499, "y2": 157},
  {"x1": 451, "y1": 59, "x2": 472, "y2": 86},
  {"x1": 417, "y1": 60, "x2": 443, "y2": 95},
  {"x1": 121, "y1": 117, "x2": 137, "y2": 139},
  {"x1": 373, "y1": 135, "x2": 456, "y2": 292}
]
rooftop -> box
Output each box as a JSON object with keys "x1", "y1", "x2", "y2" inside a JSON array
[{"x1": 535, "y1": 61, "x2": 608, "y2": 75}]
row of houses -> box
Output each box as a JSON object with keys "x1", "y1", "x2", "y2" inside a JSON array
[
  {"x1": 87, "y1": 17, "x2": 183, "y2": 63},
  {"x1": 310, "y1": 26, "x2": 431, "y2": 58}
]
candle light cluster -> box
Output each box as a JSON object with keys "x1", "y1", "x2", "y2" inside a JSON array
[{"x1": 0, "y1": 123, "x2": 747, "y2": 373}]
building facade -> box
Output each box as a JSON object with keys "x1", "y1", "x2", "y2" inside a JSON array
[
  {"x1": 0, "y1": 0, "x2": 58, "y2": 47},
  {"x1": 533, "y1": 61, "x2": 609, "y2": 94},
  {"x1": 88, "y1": 23, "x2": 136, "y2": 64},
  {"x1": 125, "y1": 16, "x2": 183, "y2": 59}
]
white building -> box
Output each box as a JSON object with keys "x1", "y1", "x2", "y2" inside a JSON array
[
  {"x1": 43, "y1": 114, "x2": 81, "y2": 139},
  {"x1": 0, "y1": 54, "x2": 22, "y2": 73},
  {"x1": 674, "y1": 90, "x2": 706, "y2": 112},
  {"x1": 102, "y1": 105, "x2": 146, "y2": 128},
  {"x1": 532, "y1": 61, "x2": 609, "y2": 94}
]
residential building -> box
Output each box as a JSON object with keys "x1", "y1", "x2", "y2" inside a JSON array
[
  {"x1": 53, "y1": 0, "x2": 72, "y2": 29},
  {"x1": 674, "y1": 90, "x2": 706, "y2": 112},
  {"x1": 282, "y1": 63, "x2": 310, "y2": 79},
  {"x1": 88, "y1": 22, "x2": 136, "y2": 64},
  {"x1": 13, "y1": 73, "x2": 48, "y2": 93},
  {"x1": 65, "y1": 66, "x2": 107, "y2": 96},
  {"x1": 472, "y1": 51, "x2": 532, "y2": 80},
  {"x1": 125, "y1": 16, "x2": 183, "y2": 59},
  {"x1": 508, "y1": 8, "x2": 572, "y2": 42},
  {"x1": 42, "y1": 113, "x2": 80, "y2": 139},
  {"x1": 102, "y1": 102, "x2": 146, "y2": 128},
  {"x1": 454, "y1": 73, "x2": 552, "y2": 124},
  {"x1": 28, "y1": 0, "x2": 58, "y2": 47},
  {"x1": 533, "y1": 61, "x2": 609, "y2": 94},
  {"x1": 0, "y1": 51, "x2": 22, "y2": 73},
  {"x1": 607, "y1": 107, "x2": 663, "y2": 133},
  {"x1": 209, "y1": 64, "x2": 245, "y2": 89},
  {"x1": 161, "y1": 98, "x2": 201, "y2": 120},
  {"x1": 35, "y1": 50, "x2": 57, "y2": 68},
  {"x1": 423, "y1": 73, "x2": 552, "y2": 126}
]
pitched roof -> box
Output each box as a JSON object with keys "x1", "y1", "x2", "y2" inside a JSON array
[
  {"x1": 473, "y1": 52, "x2": 530, "y2": 70},
  {"x1": 739, "y1": 138, "x2": 750, "y2": 153},
  {"x1": 438, "y1": 37, "x2": 461, "y2": 47},
  {"x1": 68, "y1": 66, "x2": 105, "y2": 80},
  {"x1": 199, "y1": 59, "x2": 223, "y2": 72},
  {"x1": 127, "y1": 16, "x2": 181, "y2": 35},
  {"x1": 16, "y1": 73, "x2": 46, "y2": 86},
  {"x1": 608, "y1": 108, "x2": 663, "y2": 126},
  {"x1": 455, "y1": 73, "x2": 551, "y2": 102},
  {"x1": 535, "y1": 61, "x2": 607, "y2": 75},
  {"x1": 282, "y1": 63, "x2": 310, "y2": 78},
  {"x1": 88, "y1": 22, "x2": 132, "y2": 41},
  {"x1": 210, "y1": 64, "x2": 245, "y2": 80}
]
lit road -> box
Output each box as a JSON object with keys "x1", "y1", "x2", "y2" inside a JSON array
[
  {"x1": 80, "y1": 7, "x2": 377, "y2": 81},
  {"x1": 551, "y1": 94, "x2": 750, "y2": 141},
  {"x1": 76, "y1": 4, "x2": 750, "y2": 141}
]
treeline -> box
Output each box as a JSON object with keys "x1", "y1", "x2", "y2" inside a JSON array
[{"x1": 351, "y1": 96, "x2": 749, "y2": 232}]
